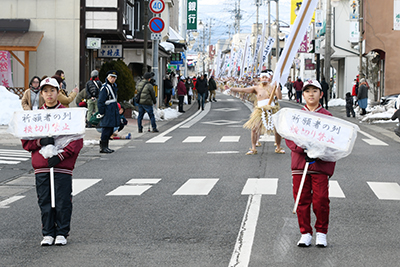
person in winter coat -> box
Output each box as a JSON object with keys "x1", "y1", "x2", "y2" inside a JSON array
[
  {"x1": 97, "y1": 70, "x2": 120, "y2": 153},
  {"x1": 52, "y1": 75, "x2": 78, "y2": 108},
  {"x1": 286, "y1": 80, "x2": 336, "y2": 248},
  {"x1": 195, "y1": 74, "x2": 208, "y2": 110},
  {"x1": 177, "y1": 77, "x2": 187, "y2": 113},
  {"x1": 285, "y1": 77, "x2": 294, "y2": 101},
  {"x1": 345, "y1": 92, "x2": 355, "y2": 117},
  {"x1": 136, "y1": 72, "x2": 158, "y2": 133},
  {"x1": 320, "y1": 77, "x2": 329, "y2": 109},
  {"x1": 208, "y1": 76, "x2": 217, "y2": 102},
  {"x1": 185, "y1": 77, "x2": 193, "y2": 105},
  {"x1": 21, "y1": 77, "x2": 83, "y2": 246},
  {"x1": 163, "y1": 75, "x2": 173, "y2": 107},
  {"x1": 85, "y1": 70, "x2": 102, "y2": 121},
  {"x1": 357, "y1": 78, "x2": 369, "y2": 115},
  {"x1": 21, "y1": 76, "x2": 44, "y2": 110},
  {"x1": 293, "y1": 77, "x2": 304, "y2": 103}
]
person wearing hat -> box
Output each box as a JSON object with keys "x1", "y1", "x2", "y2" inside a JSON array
[
  {"x1": 357, "y1": 78, "x2": 369, "y2": 115},
  {"x1": 136, "y1": 72, "x2": 158, "y2": 133},
  {"x1": 86, "y1": 69, "x2": 102, "y2": 122},
  {"x1": 285, "y1": 79, "x2": 336, "y2": 248},
  {"x1": 21, "y1": 77, "x2": 83, "y2": 246},
  {"x1": 97, "y1": 70, "x2": 120, "y2": 153}
]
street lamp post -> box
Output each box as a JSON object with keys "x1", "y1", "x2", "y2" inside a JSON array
[{"x1": 199, "y1": 20, "x2": 206, "y2": 75}]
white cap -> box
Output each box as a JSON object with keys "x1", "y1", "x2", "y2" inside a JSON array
[
  {"x1": 302, "y1": 79, "x2": 322, "y2": 91},
  {"x1": 40, "y1": 77, "x2": 60, "y2": 90}
]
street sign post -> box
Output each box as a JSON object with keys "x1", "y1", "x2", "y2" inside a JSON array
[
  {"x1": 148, "y1": 17, "x2": 165, "y2": 33},
  {"x1": 149, "y1": 0, "x2": 165, "y2": 14}
]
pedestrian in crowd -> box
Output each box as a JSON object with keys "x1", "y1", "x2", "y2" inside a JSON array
[
  {"x1": 357, "y1": 78, "x2": 369, "y2": 115},
  {"x1": 345, "y1": 92, "x2": 356, "y2": 117},
  {"x1": 196, "y1": 74, "x2": 208, "y2": 110},
  {"x1": 185, "y1": 77, "x2": 193, "y2": 105},
  {"x1": 293, "y1": 77, "x2": 304, "y2": 103},
  {"x1": 208, "y1": 75, "x2": 217, "y2": 102},
  {"x1": 226, "y1": 70, "x2": 285, "y2": 155},
  {"x1": 163, "y1": 74, "x2": 173, "y2": 107},
  {"x1": 329, "y1": 77, "x2": 335, "y2": 98},
  {"x1": 86, "y1": 70, "x2": 102, "y2": 122},
  {"x1": 285, "y1": 76, "x2": 294, "y2": 101},
  {"x1": 285, "y1": 80, "x2": 336, "y2": 248},
  {"x1": 192, "y1": 76, "x2": 198, "y2": 101},
  {"x1": 21, "y1": 76, "x2": 44, "y2": 110},
  {"x1": 21, "y1": 77, "x2": 83, "y2": 246},
  {"x1": 97, "y1": 70, "x2": 120, "y2": 153},
  {"x1": 52, "y1": 75, "x2": 78, "y2": 107},
  {"x1": 391, "y1": 108, "x2": 400, "y2": 138},
  {"x1": 204, "y1": 73, "x2": 209, "y2": 102},
  {"x1": 55, "y1": 70, "x2": 67, "y2": 90},
  {"x1": 137, "y1": 72, "x2": 158, "y2": 133},
  {"x1": 171, "y1": 72, "x2": 178, "y2": 99},
  {"x1": 320, "y1": 77, "x2": 329, "y2": 109},
  {"x1": 75, "y1": 87, "x2": 88, "y2": 108},
  {"x1": 110, "y1": 103, "x2": 131, "y2": 140},
  {"x1": 177, "y1": 77, "x2": 187, "y2": 113}
]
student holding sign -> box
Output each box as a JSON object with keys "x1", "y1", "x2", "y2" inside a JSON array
[
  {"x1": 21, "y1": 77, "x2": 83, "y2": 246},
  {"x1": 285, "y1": 80, "x2": 336, "y2": 248}
]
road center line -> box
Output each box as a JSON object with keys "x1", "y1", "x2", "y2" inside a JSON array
[{"x1": 229, "y1": 194, "x2": 261, "y2": 267}]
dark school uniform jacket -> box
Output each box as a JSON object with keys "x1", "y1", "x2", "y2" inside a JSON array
[
  {"x1": 285, "y1": 104, "x2": 336, "y2": 177},
  {"x1": 21, "y1": 102, "x2": 83, "y2": 176}
]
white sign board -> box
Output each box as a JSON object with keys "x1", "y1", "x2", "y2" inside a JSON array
[
  {"x1": 87, "y1": 37, "x2": 101, "y2": 49},
  {"x1": 151, "y1": 33, "x2": 162, "y2": 40},
  {"x1": 272, "y1": 108, "x2": 359, "y2": 162},
  {"x1": 394, "y1": 0, "x2": 400, "y2": 30},
  {"x1": 8, "y1": 108, "x2": 87, "y2": 139}
]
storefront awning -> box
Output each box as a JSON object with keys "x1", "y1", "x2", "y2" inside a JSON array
[{"x1": 168, "y1": 27, "x2": 185, "y2": 43}]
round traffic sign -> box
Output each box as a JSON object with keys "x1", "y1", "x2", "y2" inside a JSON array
[
  {"x1": 149, "y1": 0, "x2": 165, "y2": 14},
  {"x1": 149, "y1": 17, "x2": 165, "y2": 33}
]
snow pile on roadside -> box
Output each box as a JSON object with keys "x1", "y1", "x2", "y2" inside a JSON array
[
  {"x1": 328, "y1": 98, "x2": 346, "y2": 106},
  {"x1": 358, "y1": 104, "x2": 396, "y2": 123},
  {"x1": 132, "y1": 107, "x2": 181, "y2": 121},
  {"x1": 84, "y1": 140, "x2": 100, "y2": 146},
  {"x1": 0, "y1": 86, "x2": 23, "y2": 125}
]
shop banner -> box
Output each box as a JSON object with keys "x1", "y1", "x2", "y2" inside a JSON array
[{"x1": 0, "y1": 51, "x2": 14, "y2": 88}]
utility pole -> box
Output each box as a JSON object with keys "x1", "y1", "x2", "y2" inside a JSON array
[
  {"x1": 275, "y1": 0, "x2": 280, "y2": 62},
  {"x1": 238, "y1": 0, "x2": 241, "y2": 34},
  {"x1": 268, "y1": 0, "x2": 271, "y2": 69},
  {"x1": 143, "y1": 0, "x2": 149, "y2": 75},
  {"x1": 324, "y1": 0, "x2": 332, "y2": 84},
  {"x1": 358, "y1": 0, "x2": 363, "y2": 78}
]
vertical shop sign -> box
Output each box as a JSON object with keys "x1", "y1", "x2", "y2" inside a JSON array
[
  {"x1": 394, "y1": 0, "x2": 400, "y2": 30},
  {"x1": 187, "y1": 0, "x2": 197, "y2": 30},
  {"x1": 0, "y1": 51, "x2": 13, "y2": 88}
]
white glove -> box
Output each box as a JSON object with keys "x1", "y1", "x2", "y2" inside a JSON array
[{"x1": 96, "y1": 114, "x2": 104, "y2": 119}]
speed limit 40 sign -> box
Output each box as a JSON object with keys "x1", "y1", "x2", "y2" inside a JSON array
[{"x1": 149, "y1": 0, "x2": 165, "y2": 14}]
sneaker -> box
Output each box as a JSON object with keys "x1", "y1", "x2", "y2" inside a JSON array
[
  {"x1": 297, "y1": 233, "x2": 312, "y2": 247},
  {"x1": 55, "y1": 235, "x2": 67, "y2": 246},
  {"x1": 41, "y1": 236, "x2": 54, "y2": 246},
  {"x1": 316, "y1": 232, "x2": 327, "y2": 247}
]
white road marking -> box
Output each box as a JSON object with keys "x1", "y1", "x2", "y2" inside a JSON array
[
  {"x1": 72, "y1": 179, "x2": 101, "y2": 196},
  {"x1": 173, "y1": 179, "x2": 219, "y2": 195},
  {"x1": 0, "y1": 196, "x2": 25, "y2": 208},
  {"x1": 220, "y1": 136, "x2": 240, "y2": 142},
  {"x1": 207, "y1": 151, "x2": 240, "y2": 154},
  {"x1": 258, "y1": 134, "x2": 275, "y2": 142},
  {"x1": 241, "y1": 178, "x2": 278, "y2": 195},
  {"x1": 126, "y1": 179, "x2": 161, "y2": 185},
  {"x1": 0, "y1": 156, "x2": 30, "y2": 161},
  {"x1": 229, "y1": 194, "x2": 261, "y2": 267},
  {"x1": 201, "y1": 120, "x2": 241, "y2": 126},
  {"x1": 367, "y1": 182, "x2": 400, "y2": 200},
  {"x1": 146, "y1": 136, "x2": 172, "y2": 143},
  {"x1": 359, "y1": 130, "x2": 388, "y2": 146},
  {"x1": 182, "y1": 136, "x2": 206, "y2": 143},
  {"x1": 106, "y1": 185, "x2": 153, "y2": 196},
  {"x1": 329, "y1": 180, "x2": 345, "y2": 198}
]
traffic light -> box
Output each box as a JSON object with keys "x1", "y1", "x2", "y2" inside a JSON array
[{"x1": 171, "y1": 53, "x2": 182, "y2": 62}]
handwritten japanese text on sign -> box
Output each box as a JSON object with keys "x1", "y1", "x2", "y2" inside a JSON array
[{"x1": 8, "y1": 108, "x2": 86, "y2": 139}]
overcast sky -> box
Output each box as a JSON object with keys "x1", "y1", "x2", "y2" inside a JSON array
[{"x1": 184, "y1": 0, "x2": 291, "y2": 52}]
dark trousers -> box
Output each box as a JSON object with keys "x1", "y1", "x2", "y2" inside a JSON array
[
  {"x1": 198, "y1": 93, "x2": 206, "y2": 110},
  {"x1": 101, "y1": 127, "x2": 114, "y2": 141},
  {"x1": 164, "y1": 94, "x2": 171, "y2": 106},
  {"x1": 36, "y1": 172, "x2": 72, "y2": 237},
  {"x1": 137, "y1": 104, "x2": 157, "y2": 130},
  {"x1": 288, "y1": 89, "x2": 293, "y2": 100},
  {"x1": 320, "y1": 93, "x2": 329, "y2": 109},
  {"x1": 296, "y1": 91, "x2": 302, "y2": 103},
  {"x1": 346, "y1": 106, "x2": 355, "y2": 117},
  {"x1": 178, "y1": 95, "x2": 184, "y2": 112}
]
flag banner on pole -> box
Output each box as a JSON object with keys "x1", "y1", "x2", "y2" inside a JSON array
[
  {"x1": 257, "y1": 20, "x2": 267, "y2": 74},
  {"x1": 259, "y1": 37, "x2": 275, "y2": 73},
  {"x1": 272, "y1": 0, "x2": 319, "y2": 86},
  {"x1": 272, "y1": 108, "x2": 359, "y2": 162},
  {"x1": 240, "y1": 35, "x2": 251, "y2": 78},
  {"x1": 251, "y1": 35, "x2": 262, "y2": 71},
  {"x1": 8, "y1": 108, "x2": 87, "y2": 139}
]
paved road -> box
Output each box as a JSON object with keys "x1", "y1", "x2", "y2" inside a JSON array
[{"x1": 1, "y1": 93, "x2": 400, "y2": 266}]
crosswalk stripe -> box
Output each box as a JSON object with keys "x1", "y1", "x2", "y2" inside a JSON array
[
  {"x1": 0, "y1": 156, "x2": 30, "y2": 161},
  {"x1": 0, "y1": 196, "x2": 25, "y2": 208},
  {"x1": 367, "y1": 182, "x2": 400, "y2": 200},
  {"x1": 106, "y1": 178, "x2": 161, "y2": 196},
  {"x1": 0, "y1": 160, "x2": 20, "y2": 164},
  {"x1": 146, "y1": 136, "x2": 172, "y2": 143},
  {"x1": 72, "y1": 179, "x2": 102, "y2": 196},
  {"x1": 241, "y1": 178, "x2": 278, "y2": 195},
  {"x1": 329, "y1": 180, "x2": 346, "y2": 198},
  {"x1": 0, "y1": 152, "x2": 31, "y2": 157},
  {"x1": 0, "y1": 149, "x2": 30, "y2": 154},
  {"x1": 258, "y1": 134, "x2": 275, "y2": 142},
  {"x1": 182, "y1": 136, "x2": 206, "y2": 143},
  {"x1": 220, "y1": 136, "x2": 240, "y2": 142},
  {"x1": 173, "y1": 178, "x2": 219, "y2": 195}
]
